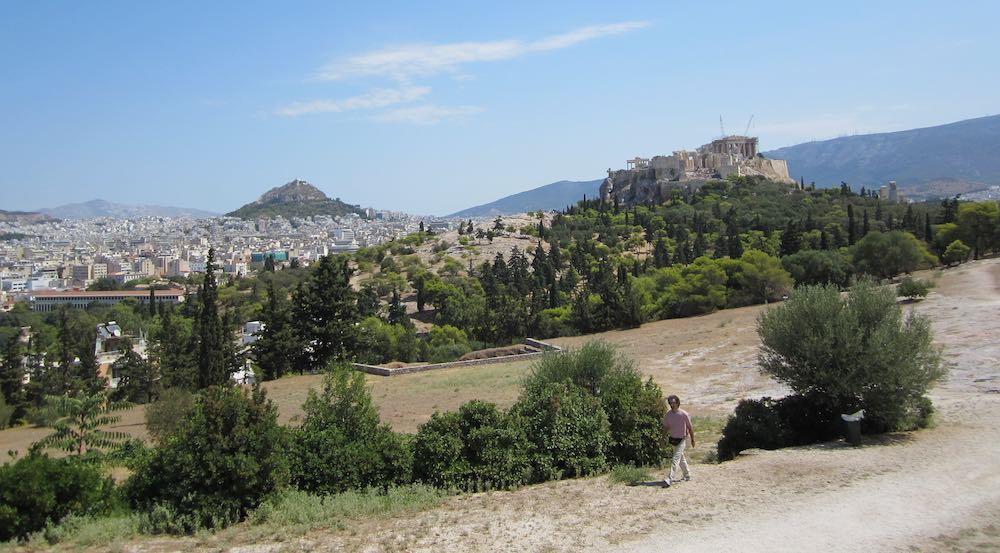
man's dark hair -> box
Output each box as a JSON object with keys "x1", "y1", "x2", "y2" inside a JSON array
[{"x1": 667, "y1": 395, "x2": 680, "y2": 404}]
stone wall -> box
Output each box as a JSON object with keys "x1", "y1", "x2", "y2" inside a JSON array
[{"x1": 352, "y1": 339, "x2": 563, "y2": 376}]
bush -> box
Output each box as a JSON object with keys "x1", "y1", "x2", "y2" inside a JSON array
[
  {"x1": 757, "y1": 280, "x2": 945, "y2": 433},
  {"x1": 716, "y1": 394, "x2": 842, "y2": 461},
  {"x1": 781, "y1": 249, "x2": 853, "y2": 288},
  {"x1": 512, "y1": 381, "x2": 611, "y2": 481},
  {"x1": 413, "y1": 400, "x2": 532, "y2": 491},
  {"x1": 522, "y1": 341, "x2": 666, "y2": 466},
  {"x1": 290, "y1": 365, "x2": 412, "y2": 495},
  {"x1": 144, "y1": 387, "x2": 196, "y2": 444},
  {"x1": 850, "y1": 231, "x2": 937, "y2": 279},
  {"x1": 942, "y1": 239, "x2": 971, "y2": 266},
  {"x1": 716, "y1": 398, "x2": 788, "y2": 461},
  {"x1": 125, "y1": 385, "x2": 290, "y2": 532},
  {"x1": 896, "y1": 277, "x2": 931, "y2": 300},
  {"x1": 0, "y1": 454, "x2": 118, "y2": 542}
]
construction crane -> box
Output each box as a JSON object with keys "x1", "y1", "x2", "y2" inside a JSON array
[{"x1": 744, "y1": 115, "x2": 754, "y2": 136}]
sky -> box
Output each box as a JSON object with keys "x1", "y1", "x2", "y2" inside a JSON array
[{"x1": 1, "y1": 0, "x2": 998, "y2": 216}]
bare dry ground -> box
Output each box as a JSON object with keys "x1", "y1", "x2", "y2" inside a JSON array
[{"x1": 5, "y1": 258, "x2": 999, "y2": 552}]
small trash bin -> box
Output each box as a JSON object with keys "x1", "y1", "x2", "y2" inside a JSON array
[{"x1": 841, "y1": 409, "x2": 865, "y2": 446}]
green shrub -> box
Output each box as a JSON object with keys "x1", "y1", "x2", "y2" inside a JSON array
[
  {"x1": 942, "y1": 239, "x2": 971, "y2": 266},
  {"x1": 522, "y1": 342, "x2": 666, "y2": 466},
  {"x1": 758, "y1": 280, "x2": 944, "y2": 433},
  {"x1": 426, "y1": 343, "x2": 471, "y2": 364},
  {"x1": 0, "y1": 454, "x2": 118, "y2": 542},
  {"x1": 290, "y1": 365, "x2": 412, "y2": 495},
  {"x1": 512, "y1": 381, "x2": 610, "y2": 481},
  {"x1": 716, "y1": 393, "x2": 862, "y2": 461},
  {"x1": 773, "y1": 393, "x2": 841, "y2": 446},
  {"x1": 716, "y1": 398, "x2": 789, "y2": 461},
  {"x1": 144, "y1": 387, "x2": 196, "y2": 444},
  {"x1": 896, "y1": 277, "x2": 931, "y2": 300},
  {"x1": 413, "y1": 400, "x2": 532, "y2": 491},
  {"x1": 781, "y1": 249, "x2": 853, "y2": 288},
  {"x1": 125, "y1": 385, "x2": 290, "y2": 532},
  {"x1": 0, "y1": 391, "x2": 14, "y2": 430}
]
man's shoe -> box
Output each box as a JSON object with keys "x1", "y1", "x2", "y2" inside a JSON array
[
  {"x1": 662, "y1": 478, "x2": 672, "y2": 487},
  {"x1": 683, "y1": 475, "x2": 691, "y2": 482}
]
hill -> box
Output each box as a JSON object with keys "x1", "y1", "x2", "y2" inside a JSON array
[
  {"x1": 40, "y1": 199, "x2": 217, "y2": 219},
  {"x1": 764, "y1": 114, "x2": 1000, "y2": 197},
  {"x1": 0, "y1": 209, "x2": 56, "y2": 224},
  {"x1": 448, "y1": 179, "x2": 603, "y2": 218},
  {"x1": 227, "y1": 179, "x2": 367, "y2": 219}
]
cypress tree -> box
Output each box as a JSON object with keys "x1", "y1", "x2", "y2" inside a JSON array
[
  {"x1": 863, "y1": 209, "x2": 870, "y2": 236},
  {"x1": 196, "y1": 248, "x2": 230, "y2": 389},
  {"x1": 924, "y1": 213, "x2": 933, "y2": 243},
  {"x1": 848, "y1": 204, "x2": 858, "y2": 245},
  {"x1": 148, "y1": 288, "x2": 156, "y2": 318},
  {"x1": 387, "y1": 289, "x2": 409, "y2": 326},
  {"x1": 0, "y1": 333, "x2": 26, "y2": 423}
]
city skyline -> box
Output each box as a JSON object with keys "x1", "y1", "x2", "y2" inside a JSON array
[{"x1": 2, "y1": 1, "x2": 998, "y2": 215}]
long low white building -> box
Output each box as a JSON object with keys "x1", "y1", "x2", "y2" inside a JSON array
[{"x1": 28, "y1": 289, "x2": 185, "y2": 312}]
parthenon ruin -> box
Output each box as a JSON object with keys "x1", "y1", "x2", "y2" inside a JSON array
[{"x1": 600, "y1": 134, "x2": 795, "y2": 204}]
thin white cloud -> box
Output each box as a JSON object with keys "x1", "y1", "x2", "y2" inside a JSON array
[
  {"x1": 275, "y1": 86, "x2": 430, "y2": 117},
  {"x1": 373, "y1": 104, "x2": 485, "y2": 125},
  {"x1": 319, "y1": 21, "x2": 650, "y2": 81}
]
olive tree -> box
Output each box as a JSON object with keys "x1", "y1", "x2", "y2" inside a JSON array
[{"x1": 757, "y1": 280, "x2": 945, "y2": 432}]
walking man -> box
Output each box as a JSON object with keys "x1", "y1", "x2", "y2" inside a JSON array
[{"x1": 663, "y1": 394, "x2": 695, "y2": 486}]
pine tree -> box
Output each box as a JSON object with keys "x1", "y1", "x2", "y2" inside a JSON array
[
  {"x1": 196, "y1": 248, "x2": 230, "y2": 389},
  {"x1": 653, "y1": 237, "x2": 670, "y2": 268},
  {"x1": 780, "y1": 220, "x2": 802, "y2": 257},
  {"x1": 253, "y1": 279, "x2": 298, "y2": 381},
  {"x1": 0, "y1": 333, "x2": 26, "y2": 423},
  {"x1": 75, "y1": 327, "x2": 102, "y2": 394},
  {"x1": 292, "y1": 254, "x2": 360, "y2": 370},
  {"x1": 693, "y1": 229, "x2": 708, "y2": 258}
]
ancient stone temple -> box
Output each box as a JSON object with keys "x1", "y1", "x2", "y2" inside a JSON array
[{"x1": 600, "y1": 134, "x2": 794, "y2": 204}]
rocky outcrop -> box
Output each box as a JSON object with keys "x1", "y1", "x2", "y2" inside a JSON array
[{"x1": 226, "y1": 179, "x2": 367, "y2": 220}]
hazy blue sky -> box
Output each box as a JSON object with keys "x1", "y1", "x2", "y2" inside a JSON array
[{"x1": 2, "y1": 1, "x2": 997, "y2": 215}]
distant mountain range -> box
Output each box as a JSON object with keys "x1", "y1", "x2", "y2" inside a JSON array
[
  {"x1": 39, "y1": 199, "x2": 218, "y2": 219},
  {"x1": 763, "y1": 114, "x2": 1000, "y2": 197},
  {"x1": 0, "y1": 209, "x2": 57, "y2": 224},
  {"x1": 226, "y1": 179, "x2": 367, "y2": 220},
  {"x1": 448, "y1": 179, "x2": 604, "y2": 218}
]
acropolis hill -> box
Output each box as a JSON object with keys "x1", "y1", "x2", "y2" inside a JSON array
[{"x1": 600, "y1": 135, "x2": 795, "y2": 205}]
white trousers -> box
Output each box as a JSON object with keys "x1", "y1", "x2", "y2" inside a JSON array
[{"x1": 670, "y1": 438, "x2": 689, "y2": 480}]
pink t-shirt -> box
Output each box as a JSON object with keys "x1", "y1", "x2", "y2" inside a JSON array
[{"x1": 665, "y1": 408, "x2": 691, "y2": 439}]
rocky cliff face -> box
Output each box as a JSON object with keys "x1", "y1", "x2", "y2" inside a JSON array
[{"x1": 255, "y1": 179, "x2": 329, "y2": 204}]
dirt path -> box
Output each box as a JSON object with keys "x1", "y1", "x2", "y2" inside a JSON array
[{"x1": 98, "y1": 258, "x2": 1000, "y2": 553}]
